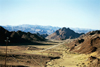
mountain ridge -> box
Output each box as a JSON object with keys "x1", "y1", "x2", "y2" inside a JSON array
[
  {"x1": 0, "y1": 26, "x2": 45, "y2": 45},
  {"x1": 46, "y1": 27, "x2": 84, "y2": 40},
  {"x1": 1, "y1": 24, "x2": 95, "y2": 35}
]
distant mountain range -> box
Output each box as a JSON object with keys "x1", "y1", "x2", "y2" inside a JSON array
[
  {"x1": 2, "y1": 24, "x2": 59, "y2": 35},
  {"x1": 46, "y1": 27, "x2": 84, "y2": 40},
  {"x1": 1, "y1": 24, "x2": 95, "y2": 35}
]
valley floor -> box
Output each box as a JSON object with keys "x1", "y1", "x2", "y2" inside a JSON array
[{"x1": 0, "y1": 39, "x2": 92, "y2": 67}]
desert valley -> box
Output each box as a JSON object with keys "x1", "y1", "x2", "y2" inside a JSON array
[
  {"x1": 0, "y1": 26, "x2": 100, "y2": 67},
  {"x1": 0, "y1": 0, "x2": 99, "y2": 67}
]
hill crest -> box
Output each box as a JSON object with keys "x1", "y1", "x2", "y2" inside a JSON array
[{"x1": 46, "y1": 27, "x2": 84, "y2": 40}]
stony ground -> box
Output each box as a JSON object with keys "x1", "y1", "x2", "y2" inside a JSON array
[{"x1": 0, "y1": 39, "x2": 96, "y2": 67}]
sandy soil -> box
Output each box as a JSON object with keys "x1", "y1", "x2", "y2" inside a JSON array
[{"x1": 0, "y1": 39, "x2": 90, "y2": 67}]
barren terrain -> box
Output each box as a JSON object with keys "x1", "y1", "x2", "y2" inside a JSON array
[{"x1": 0, "y1": 39, "x2": 99, "y2": 67}]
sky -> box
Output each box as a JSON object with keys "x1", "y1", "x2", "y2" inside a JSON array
[{"x1": 0, "y1": 0, "x2": 100, "y2": 29}]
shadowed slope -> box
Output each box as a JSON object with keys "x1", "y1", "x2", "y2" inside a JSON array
[{"x1": 0, "y1": 26, "x2": 45, "y2": 45}]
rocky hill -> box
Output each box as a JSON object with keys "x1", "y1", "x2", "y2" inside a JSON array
[
  {"x1": 46, "y1": 27, "x2": 84, "y2": 40},
  {"x1": 67, "y1": 30, "x2": 100, "y2": 54},
  {"x1": 66, "y1": 30, "x2": 100, "y2": 66},
  {"x1": 0, "y1": 26, "x2": 45, "y2": 45}
]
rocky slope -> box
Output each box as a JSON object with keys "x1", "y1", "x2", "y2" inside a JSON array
[
  {"x1": 46, "y1": 27, "x2": 84, "y2": 40},
  {"x1": 67, "y1": 30, "x2": 100, "y2": 54},
  {"x1": 0, "y1": 26, "x2": 45, "y2": 45},
  {"x1": 66, "y1": 30, "x2": 100, "y2": 67}
]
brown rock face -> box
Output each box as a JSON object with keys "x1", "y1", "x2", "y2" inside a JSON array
[
  {"x1": 46, "y1": 27, "x2": 84, "y2": 40},
  {"x1": 67, "y1": 30, "x2": 100, "y2": 54},
  {"x1": 66, "y1": 30, "x2": 100, "y2": 67}
]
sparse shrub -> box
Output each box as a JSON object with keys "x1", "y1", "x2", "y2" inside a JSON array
[
  {"x1": 27, "y1": 61, "x2": 31, "y2": 63},
  {"x1": 76, "y1": 64, "x2": 79, "y2": 66},
  {"x1": 87, "y1": 63, "x2": 89, "y2": 65},
  {"x1": 82, "y1": 63, "x2": 85, "y2": 65}
]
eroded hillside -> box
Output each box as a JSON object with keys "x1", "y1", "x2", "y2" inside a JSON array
[{"x1": 66, "y1": 30, "x2": 100, "y2": 67}]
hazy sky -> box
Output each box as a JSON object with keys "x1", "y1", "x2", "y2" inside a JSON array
[{"x1": 0, "y1": 0, "x2": 100, "y2": 29}]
